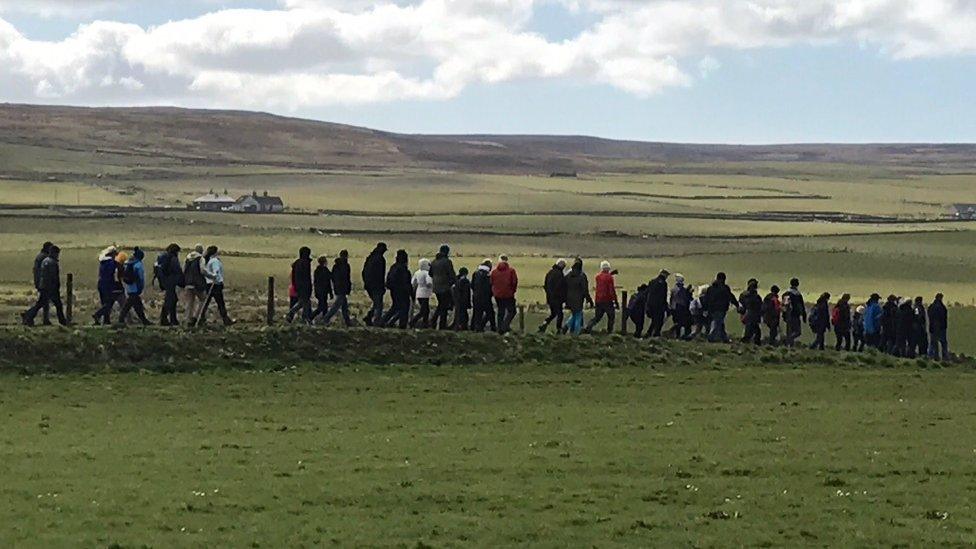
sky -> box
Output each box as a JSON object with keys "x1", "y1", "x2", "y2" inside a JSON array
[{"x1": 1, "y1": 0, "x2": 975, "y2": 143}]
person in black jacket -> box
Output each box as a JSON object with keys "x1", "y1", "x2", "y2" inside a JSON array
[
  {"x1": 452, "y1": 267, "x2": 472, "y2": 330},
  {"x1": 322, "y1": 250, "x2": 353, "y2": 327},
  {"x1": 702, "y1": 272, "x2": 739, "y2": 343},
  {"x1": 22, "y1": 245, "x2": 67, "y2": 326},
  {"x1": 628, "y1": 284, "x2": 649, "y2": 338},
  {"x1": 361, "y1": 243, "x2": 387, "y2": 327},
  {"x1": 927, "y1": 293, "x2": 949, "y2": 360},
  {"x1": 156, "y1": 243, "x2": 184, "y2": 326},
  {"x1": 881, "y1": 295, "x2": 899, "y2": 354},
  {"x1": 738, "y1": 278, "x2": 763, "y2": 345},
  {"x1": 808, "y1": 292, "x2": 831, "y2": 350},
  {"x1": 310, "y1": 255, "x2": 334, "y2": 324},
  {"x1": 833, "y1": 293, "x2": 852, "y2": 351},
  {"x1": 539, "y1": 259, "x2": 567, "y2": 333},
  {"x1": 762, "y1": 285, "x2": 782, "y2": 345},
  {"x1": 669, "y1": 274, "x2": 692, "y2": 339},
  {"x1": 644, "y1": 269, "x2": 670, "y2": 337},
  {"x1": 471, "y1": 259, "x2": 495, "y2": 332},
  {"x1": 286, "y1": 246, "x2": 314, "y2": 324},
  {"x1": 29, "y1": 241, "x2": 53, "y2": 325},
  {"x1": 429, "y1": 244, "x2": 457, "y2": 330},
  {"x1": 382, "y1": 249, "x2": 412, "y2": 329},
  {"x1": 894, "y1": 298, "x2": 914, "y2": 357},
  {"x1": 783, "y1": 278, "x2": 806, "y2": 347},
  {"x1": 911, "y1": 296, "x2": 928, "y2": 358}
]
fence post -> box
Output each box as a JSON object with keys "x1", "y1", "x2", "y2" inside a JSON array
[
  {"x1": 267, "y1": 276, "x2": 275, "y2": 325},
  {"x1": 620, "y1": 290, "x2": 628, "y2": 335},
  {"x1": 66, "y1": 273, "x2": 74, "y2": 324},
  {"x1": 518, "y1": 305, "x2": 525, "y2": 334}
]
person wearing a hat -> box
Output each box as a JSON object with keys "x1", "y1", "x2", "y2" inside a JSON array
[
  {"x1": 429, "y1": 244, "x2": 457, "y2": 330},
  {"x1": 117, "y1": 247, "x2": 152, "y2": 326},
  {"x1": 471, "y1": 259, "x2": 495, "y2": 332},
  {"x1": 491, "y1": 255, "x2": 519, "y2": 334},
  {"x1": 539, "y1": 259, "x2": 568, "y2": 333},
  {"x1": 644, "y1": 269, "x2": 670, "y2": 338},
  {"x1": 93, "y1": 245, "x2": 120, "y2": 325},
  {"x1": 584, "y1": 261, "x2": 618, "y2": 334},
  {"x1": 669, "y1": 273, "x2": 692, "y2": 339}
]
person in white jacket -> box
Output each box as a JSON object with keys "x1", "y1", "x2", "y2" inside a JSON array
[{"x1": 410, "y1": 258, "x2": 433, "y2": 328}]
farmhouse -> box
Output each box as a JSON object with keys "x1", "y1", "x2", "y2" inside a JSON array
[
  {"x1": 192, "y1": 190, "x2": 236, "y2": 211},
  {"x1": 950, "y1": 203, "x2": 976, "y2": 220},
  {"x1": 228, "y1": 191, "x2": 285, "y2": 213}
]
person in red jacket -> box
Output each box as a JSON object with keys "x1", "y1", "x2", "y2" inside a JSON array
[
  {"x1": 491, "y1": 254, "x2": 519, "y2": 334},
  {"x1": 584, "y1": 261, "x2": 618, "y2": 334}
]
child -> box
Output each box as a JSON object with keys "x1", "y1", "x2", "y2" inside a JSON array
[
  {"x1": 452, "y1": 267, "x2": 472, "y2": 330},
  {"x1": 310, "y1": 255, "x2": 333, "y2": 324},
  {"x1": 852, "y1": 305, "x2": 865, "y2": 352},
  {"x1": 410, "y1": 258, "x2": 433, "y2": 328},
  {"x1": 628, "y1": 284, "x2": 648, "y2": 338}
]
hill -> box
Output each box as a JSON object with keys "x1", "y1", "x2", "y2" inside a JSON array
[{"x1": 3, "y1": 103, "x2": 976, "y2": 178}]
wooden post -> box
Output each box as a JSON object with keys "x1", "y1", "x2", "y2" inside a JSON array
[
  {"x1": 620, "y1": 290, "x2": 628, "y2": 335},
  {"x1": 518, "y1": 305, "x2": 525, "y2": 334},
  {"x1": 65, "y1": 273, "x2": 74, "y2": 324},
  {"x1": 267, "y1": 276, "x2": 275, "y2": 325}
]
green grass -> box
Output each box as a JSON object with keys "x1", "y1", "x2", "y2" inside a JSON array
[{"x1": 1, "y1": 333, "x2": 974, "y2": 546}]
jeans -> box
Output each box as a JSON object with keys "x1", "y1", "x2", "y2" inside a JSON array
[
  {"x1": 810, "y1": 329, "x2": 826, "y2": 350},
  {"x1": 647, "y1": 307, "x2": 666, "y2": 337},
  {"x1": 453, "y1": 305, "x2": 470, "y2": 330},
  {"x1": 472, "y1": 302, "x2": 495, "y2": 332},
  {"x1": 630, "y1": 312, "x2": 645, "y2": 338},
  {"x1": 410, "y1": 298, "x2": 430, "y2": 328},
  {"x1": 785, "y1": 316, "x2": 802, "y2": 347},
  {"x1": 707, "y1": 310, "x2": 729, "y2": 343},
  {"x1": 321, "y1": 294, "x2": 352, "y2": 327},
  {"x1": 432, "y1": 291, "x2": 454, "y2": 330},
  {"x1": 118, "y1": 294, "x2": 150, "y2": 325},
  {"x1": 495, "y1": 297, "x2": 517, "y2": 334},
  {"x1": 287, "y1": 294, "x2": 313, "y2": 324},
  {"x1": 540, "y1": 302, "x2": 564, "y2": 333},
  {"x1": 865, "y1": 331, "x2": 882, "y2": 351},
  {"x1": 929, "y1": 328, "x2": 949, "y2": 360},
  {"x1": 366, "y1": 290, "x2": 385, "y2": 326},
  {"x1": 766, "y1": 323, "x2": 780, "y2": 345},
  {"x1": 24, "y1": 289, "x2": 66, "y2": 325},
  {"x1": 160, "y1": 286, "x2": 179, "y2": 326},
  {"x1": 93, "y1": 288, "x2": 119, "y2": 324},
  {"x1": 671, "y1": 308, "x2": 691, "y2": 339},
  {"x1": 567, "y1": 309, "x2": 584, "y2": 335},
  {"x1": 201, "y1": 284, "x2": 231, "y2": 325},
  {"x1": 834, "y1": 328, "x2": 851, "y2": 351},
  {"x1": 382, "y1": 295, "x2": 411, "y2": 329},
  {"x1": 743, "y1": 321, "x2": 762, "y2": 345},
  {"x1": 310, "y1": 294, "x2": 330, "y2": 322},
  {"x1": 585, "y1": 303, "x2": 616, "y2": 334}
]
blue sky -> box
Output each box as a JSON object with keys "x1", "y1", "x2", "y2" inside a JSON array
[{"x1": 2, "y1": 0, "x2": 975, "y2": 143}]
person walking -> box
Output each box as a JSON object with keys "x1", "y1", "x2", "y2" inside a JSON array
[
  {"x1": 470, "y1": 259, "x2": 495, "y2": 332},
  {"x1": 911, "y1": 296, "x2": 928, "y2": 359},
  {"x1": 808, "y1": 292, "x2": 831, "y2": 350},
  {"x1": 927, "y1": 293, "x2": 949, "y2": 361},
  {"x1": 689, "y1": 285, "x2": 709, "y2": 339},
  {"x1": 628, "y1": 284, "x2": 649, "y2": 338},
  {"x1": 429, "y1": 245, "x2": 457, "y2": 330},
  {"x1": 491, "y1": 255, "x2": 519, "y2": 334},
  {"x1": 286, "y1": 247, "x2": 314, "y2": 324},
  {"x1": 852, "y1": 305, "x2": 866, "y2": 352},
  {"x1": 409, "y1": 258, "x2": 434, "y2": 329},
  {"x1": 564, "y1": 258, "x2": 592, "y2": 335},
  {"x1": 154, "y1": 244, "x2": 184, "y2": 326},
  {"x1": 361, "y1": 243, "x2": 388, "y2": 327},
  {"x1": 199, "y1": 246, "x2": 233, "y2": 326},
  {"x1": 92, "y1": 246, "x2": 120, "y2": 325},
  {"x1": 862, "y1": 294, "x2": 884, "y2": 350},
  {"x1": 29, "y1": 242, "x2": 53, "y2": 325},
  {"x1": 321, "y1": 250, "x2": 353, "y2": 327},
  {"x1": 117, "y1": 247, "x2": 152, "y2": 326},
  {"x1": 382, "y1": 249, "x2": 412, "y2": 329},
  {"x1": 310, "y1": 255, "x2": 333, "y2": 324},
  {"x1": 782, "y1": 278, "x2": 806, "y2": 347},
  {"x1": 881, "y1": 295, "x2": 899, "y2": 354},
  {"x1": 182, "y1": 244, "x2": 208, "y2": 327},
  {"x1": 644, "y1": 269, "x2": 670, "y2": 338},
  {"x1": 539, "y1": 259, "x2": 567, "y2": 333},
  {"x1": 452, "y1": 267, "x2": 472, "y2": 331},
  {"x1": 762, "y1": 285, "x2": 782, "y2": 345},
  {"x1": 22, "y1": 245, "x2": 68, "y2": 326},
  {"x1": 702, "y1": 272, "x2": 739, "y2": 343},
  {"x1": 583, "y1": 261, "x2": 618, "y2": 334},
  {"x1": 894, "y1": 298, "x2": 915, "y2": 357},
  {"x1": 669, "y1": 274, "x2": 692, "y2": 339},
  {"x1": 832, "y1": 293, "x2": 852, "y2": 351},
  {"x1": 739, "y1": 279, "x2": 763, "y2": 345}
]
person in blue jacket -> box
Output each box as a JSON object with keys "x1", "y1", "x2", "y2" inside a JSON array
[
  {"x1": 862, "y1": 293, "x2": 883, "y2": 350},
  {"x1": 117, "y1": 247, "x2": 152, "y2": 326}
]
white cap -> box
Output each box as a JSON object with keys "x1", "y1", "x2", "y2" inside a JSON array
[{"x1": 600, "y1": 261, "x2": 611, "y2": 271}]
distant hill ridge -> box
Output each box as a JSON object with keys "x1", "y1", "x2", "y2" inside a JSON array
[{"x1": 2, "y1": 103, "x2": 976, "y2": 175}]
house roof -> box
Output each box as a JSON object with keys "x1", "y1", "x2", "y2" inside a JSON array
[
  {"x1": 238, "y1": 194, "x2": 284, "y2": 207},
  {"x1": 194, "y1": 194, "x2": 236, "y2": 203},
  {"x1": 951, "y1": 203, "x2": 976, "y2": 211}
]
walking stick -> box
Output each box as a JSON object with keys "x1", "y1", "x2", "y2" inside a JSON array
[{"x1": 195, "y1": 283, "x2": 217, "y2": 327}]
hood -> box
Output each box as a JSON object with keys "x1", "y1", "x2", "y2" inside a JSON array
[
  {"x1": 98, "y1": 246, "x2": 117, "y2": 262},
  {"x1": 419, "y1": 259, "x2": 431, "y2": 271},
  {"x1": 186, "y1": 251, "x2": 203, "y2": 261},
  {"x1": 478, "y1": 264, "x2": 490, "y2": 273},
  {"x1": 132, "y1": 248, "x2": 145, "y2": 262},
  {"x1": 495, "y1": 262, "x2": 510, "y2": 272}
]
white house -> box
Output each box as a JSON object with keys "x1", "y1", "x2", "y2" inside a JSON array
[{"x1": 228, "y1": 191, "x2": 285, "y2": 213}]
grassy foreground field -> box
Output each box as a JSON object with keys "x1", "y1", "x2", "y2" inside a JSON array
[{"x1": 0, "y1": 329, "x2": 974, "y2": 546}]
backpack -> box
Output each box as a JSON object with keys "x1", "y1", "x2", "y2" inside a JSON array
[
  {"x1": 831, "y1": 306, "x2": 841, "y2": 326},
  {"x1": 122, "y1": 262, "x2": 138, "y2": 285},
  {"x1": 153, "y1": 252, "x2": 170, "y2": 282},
  {"x1": 808, "y1": 306, "x2": 821, "y2": 328}
]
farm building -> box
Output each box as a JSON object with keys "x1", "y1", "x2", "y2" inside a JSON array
[
  {"x1": 228, "y1": 191, "x2": 285, "y2": 213},
  {"x1": 192, "y1": 190, "x2": 237, "y2": 211},
  {"x1": 950, "y1": 203, "x2": 976, "y2": 219}
]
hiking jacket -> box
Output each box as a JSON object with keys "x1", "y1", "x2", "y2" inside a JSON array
[
  {"x1": 156, "y1": 252, "x2": 184, "y2": 291},
  {"x1": 832, "y1": 301, "x2": 852, "y2": 331},
  {"x1": 543, "y1": 265, "x2": 567, "y2": 306},
  {"x1": 783, "y1": 288, "x2": 806, "y2": 321},
  {"x1": 702, "y1": 281, "x2": 739, "y2": 314},
  {"x1": 361, "y1": 247, "x2": 387, "y2": 294},
  {"x1": 882, "y1": 300, "x2": 899, "y2": 335},
  {"x1": 33, "y1": 251, "x2": 47, "y2": 290},
  {"x1": 291, "y1": 256, "x2": 313, "y2": 297},
  {"x1": 852, "y1": 313, "x2": 865, "y2": 337},
  {"x1": 594, "y1": 271, "x2": 617, "y2": 305},
  {"x1": 912, "y1": 304, "x2": 927, "y2": 333},
  {"x1": 739, "y1": 288, "x2": 763, "y2": 324},
  {"x1": 124, "y1": 257, "x2": 146, "y2": 296},
  {"x1": 863, "y1": 301, "x2": 883, "y2": 335},
  {"x1": 429, "y1": 254, "x2": 457, "y2": 295},
  {"x1": 471, "y1": 266, "x2": 492, "y2": 307},
  {"x1": 183, "y1": 252, "x2": 206, "y2": 290},
  {"x1": 452, "y1": 276, "x2": 472, "y2": 309},
  {"x1": 564, "y1": 269, "x2": 590, "y2": 312},
  {"x1": 762, "y1": 293, "x2": 781, "y2": 327},
  {"x1": 646, "y1": 275, "x2": 669, "y2": 312},
  {"x1": 895, "y1": 303, "x2": 914, "y2": 339},
  {"x1": 314, "y1": 265, "x2": 333, "y2": 299},
  {"x1": 490, "y1": 262, "x2": 518, "y2": 300},
  {"x1": 385, "y1": 262, "x2": 412, "y2": 300},
  {"x1": 809, "y1": 300, "x2": 830, "y2": 332},
  {"x1": 98, "y1": 257, "x2": 120, "y2": 293},
  {"x1": 38, "y1": 256, "x2": 60, "y2": 292},
  {"x1": 332, "y1": 258, "x2": 352, "y2": 296},
  {"x1": 669, "y1": 283, "x2": 692, "y2": 313},
  {"x1": 928, "y1": 301, "x2": 948, "y2": 333},
  {"x1": 629, "y1": 288, "x2": 649, "y2": 321},
  {"x1": 204, "y1": 256, "x2": 224, "y2": 285},
  {"x1": 412, "y1": 265, "x2": 434, "y2": 299}
]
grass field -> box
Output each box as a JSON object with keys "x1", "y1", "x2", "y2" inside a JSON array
[{"x1": 1, "y1": 329, "x2": 974, "y2": 546}]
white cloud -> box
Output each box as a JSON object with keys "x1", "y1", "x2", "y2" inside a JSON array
[{"x1": 1, "y1": 0, "x2": 975, "y2": 109}]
